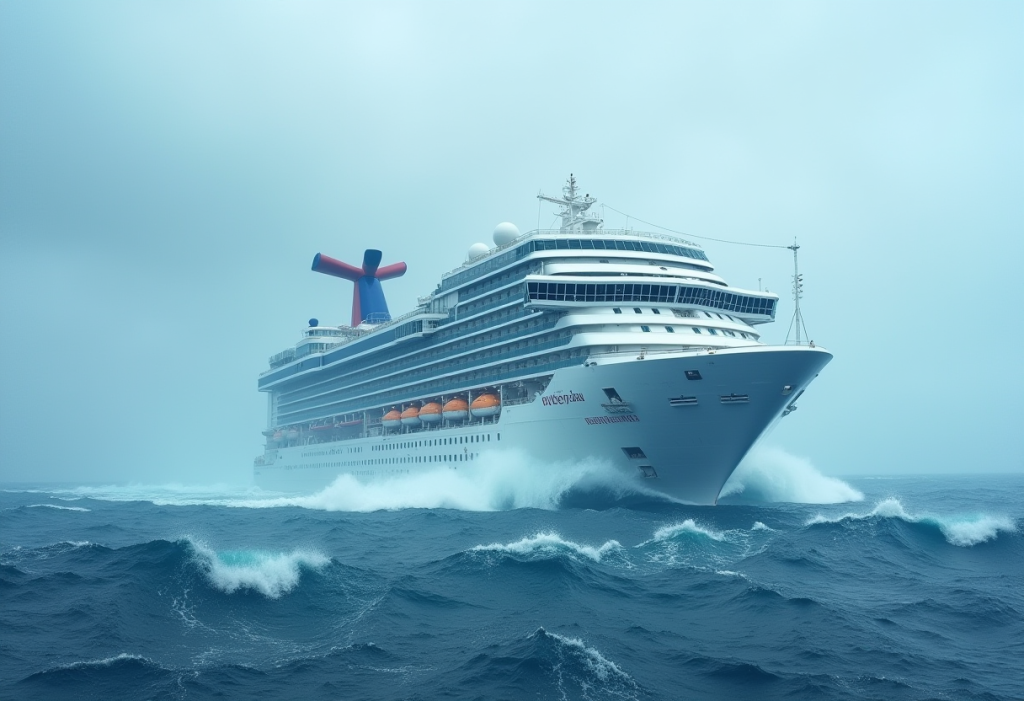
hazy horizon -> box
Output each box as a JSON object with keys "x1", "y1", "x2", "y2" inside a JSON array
[{"x1": 2, "y1": 1, "x2": 1021, "y2": 485}]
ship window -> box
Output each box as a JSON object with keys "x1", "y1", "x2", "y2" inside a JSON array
[
  {"x1": 652, "y1": 308, "x2": 660, "y2": 314},
  {"x1": 622, "y1": 447, "x2": 647, "y2": 459},
  {"x1": 685, "y1": 370, "x2": 703, "y2": 380},
  {"x1": 641, "y1": 325, "x2": 651, "y2": 332},
  {"x1": 665, "y1": 326, "x2": 675, "y2": 333},
  {"x1": 708, "y1": 328, "x2": 718, "y2": 335},
  {"x1": 704, "y1": 312, "x2": 713, "y2": 318},
  {"x1": 692, "y1": 327, "x2": 701, "y2": 334},
  {"x1": 633, "y1": 308, "x2": 642, "y2": 314},
  {"x1": 613, "y1": 308, "x2": 622, "y2": 314}
]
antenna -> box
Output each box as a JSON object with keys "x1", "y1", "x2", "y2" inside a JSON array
[{"x1": 784, "y1": 239, "x2": 810, "y2": 345}]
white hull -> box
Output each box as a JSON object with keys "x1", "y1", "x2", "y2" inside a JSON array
[{"x1": 254, "y1": 345, "x2": 831, "y2": 504}]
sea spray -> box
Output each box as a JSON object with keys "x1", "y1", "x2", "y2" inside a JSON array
[
  {"x1": 720, "y1": 445, "x2": 863, "y2": 504},
  {"x1": 806, "y1": 497, "x2": 1017, "y2": 547},
  {"x1": 185, "y1": 537, "x2": 328, "y2": 598},
  {"x1": 471, "y1": 531, "x2": 623, "y2": 563},
  {"x1": 242, "y1": 449, "x2": 662, "y2": 512}
]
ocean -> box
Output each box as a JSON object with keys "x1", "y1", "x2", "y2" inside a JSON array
[{"x1": 2, "y1": 455, "x2": 1022, "y2": 701}]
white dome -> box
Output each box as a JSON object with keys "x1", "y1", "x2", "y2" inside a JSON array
[
  {"x1": 493, "y1": 222, "x2": 520, "y2": 246},
  {"x1": 467, "y1": 242, "x2": 490, "y2": 261}
]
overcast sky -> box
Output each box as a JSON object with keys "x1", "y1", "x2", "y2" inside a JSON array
[{"x1": 1, "y1": 1, "x2": 1021, "y2": 484}]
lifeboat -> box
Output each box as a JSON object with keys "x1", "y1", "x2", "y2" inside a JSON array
[
  {"x1": 419, "y1": 401, "x2": 442, "y2": 424},
  {"x1": 382, "y1": 408, "x2": 402, "y2": 430},
  {"x1": 285, "y1": 428, "x2": 300, "y2": 440},
  {"x1": 442, "y1": 397, "x2": 469, "y2": 422},
  {"x1": 401, "y1": 405, "x2": 421, "y2": 427},
  {"x1": 272, "y1": 431, "x2": 284, "y2": 444},
  {"x1": 471, "y1": 393, "x2": 501, "y2": 418}
]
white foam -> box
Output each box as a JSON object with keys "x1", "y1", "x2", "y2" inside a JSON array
[
  {"x1": 50, "y1": 653, "x2": 152, "y2": 671},
  {"x1": 720, "y1": 445, "x2": 863, "y2": 504},
  {"x1": 806, "y1": 498, "x2": 1018, "y2": 547},
  {"x1": 649, "y1": 519, "x2": 726, "y2": 543},
  {"x1": 751, "y1": 521, "x2": 774, "y2": 531},
  {"x1": 932, "y1": 515, "x2": 1018, "y2": 547},
  {"x1": 471, "y1": 532, "x2": 622, "y2": 563},
  {"x1": 539, "y1": 628, "x2": 638, "y2": 692},
  {"x1": 26, "y1": 503, "x2": 90, "y2": 512},
  {"x1": 185, "y1": 537, "x2": 329, "y2": 598},
  {"x1": 240, "y1": 449, "x2": 657, "y2": 512}
]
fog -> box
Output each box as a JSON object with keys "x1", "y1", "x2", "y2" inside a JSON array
[{"x1": 1, "y1": 1, "x2": 1021, "y2": 484}]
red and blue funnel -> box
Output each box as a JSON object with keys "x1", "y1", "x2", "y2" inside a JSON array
[{"x1": 311, "y1": 249, "x2": 407, "y2": 327}]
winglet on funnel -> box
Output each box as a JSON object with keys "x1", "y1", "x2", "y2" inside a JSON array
[{"x1": 312, "y1": 250, "x2": 407, "y2": 327}]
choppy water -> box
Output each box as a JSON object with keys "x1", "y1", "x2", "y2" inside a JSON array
[{"x1": 2, "y1": 454, "x2": 1022, "y2": 700}]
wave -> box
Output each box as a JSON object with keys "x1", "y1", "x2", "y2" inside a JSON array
[
  {"x1": 241, "y1": 449, "x2": 667, "y2": 512},
  {"x1": 806, "y1": 497, "x2": 1018, "y2": 547},
  {"x1": 648, "y1": 519, "x2": 727, "y2": 543},
  {"x1": 470, "y1": 532, "x2": 623, "y2": 563},
  {"x1": 538, "y1": 628, "x2": 638, "y2": 691},
  {"x1": 720, "y1": 445, "x2": 863, "y2": 504},
  {"x1": 24, "y1": 503, "x2": 90, "y2": 512},
  {"x1": 451, "y1": 627, "x2": 640, "y2": 700},
  {"x1": 184, "y1": 537, "x2": 329, "y2": 598}
]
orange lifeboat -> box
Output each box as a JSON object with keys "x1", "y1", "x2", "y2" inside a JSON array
[
  {"x1": 470, "y1": 393, "x2": 501, "y2": 418},
  {"x1": 401, "y1": 405, "x2": 421, "y2": 427},
  {"x1": 419, "y1": 401, "x2": 442, "y2": 424},
  {"x1": 382, "y1": 407, "x2": 402, "y2": 431},
  {"x1": 442, "y1": 397, "x2": 469, "y2": 422}
]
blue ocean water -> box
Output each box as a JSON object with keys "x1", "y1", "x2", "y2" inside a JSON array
[{"x1": 1, "y1": 465, "x2": 1021, "y2": 700}]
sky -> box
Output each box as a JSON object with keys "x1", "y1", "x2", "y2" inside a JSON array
[{"x1": 1, "y1": 1, "x2": 1021, "y2": 484}]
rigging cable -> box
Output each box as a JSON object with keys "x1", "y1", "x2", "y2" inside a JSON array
[{"x1": 602, "y1": 203, "x2": 790, "y2": 250}]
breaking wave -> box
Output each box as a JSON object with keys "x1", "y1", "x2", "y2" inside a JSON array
[
  {"x1": 806, "y1": 498, "x2": 1018, "y2": 547},
  {"x1": 470, "y1": 532, "x2": 623, "y2": 563},
  {"x1": 243, "y1": 450, "x2": 665, "y2": 512},
  {"x1": 648, "y1": 519, "x2": 727, "y2": 543},
  {"x1": 720, "y1": 445, "x2": 863, "y2": 504},
  {"x1": 25, "y1": 503, "x2": 90, "y2": 512},
  {"x1": 185, "y1": 537, "x2": 329, "y2": 598}
]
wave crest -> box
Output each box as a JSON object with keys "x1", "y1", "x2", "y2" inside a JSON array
[
  {"x1": 720, "y1": 445, "x2": 863, "y2": 504},
  {"x1": 807, "y1": 498, "x2": 1018, "y2": 547},
  {"x1": 649, "y1": 519, "x2": 727, "y2": 543},
  {"x1": 185, "y1": 537, "x2": 328, "y2": 598},
  {"x1": 471, "y1": 532, "x2": 623, "y2": 563}
]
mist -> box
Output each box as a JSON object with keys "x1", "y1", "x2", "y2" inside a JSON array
[{"x1": 1, "y1": 1, "x2": 1021, "y2": 484}]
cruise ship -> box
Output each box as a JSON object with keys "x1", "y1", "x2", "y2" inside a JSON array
[{"x1": 254, "y1": 177, "x2": 832, "y2": 504}]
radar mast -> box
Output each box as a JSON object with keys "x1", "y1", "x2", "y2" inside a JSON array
[{"x1": 537, "y1": 174, "x2": 603, "y2": 232}]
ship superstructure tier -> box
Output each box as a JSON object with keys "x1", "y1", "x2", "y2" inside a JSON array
[{"x1": 255, "y1": 176, "x2": 831, "y2": 504}]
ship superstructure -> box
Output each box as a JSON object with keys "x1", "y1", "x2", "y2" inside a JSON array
[{"x1": 254, "y1": 177, "x2": 831, "y2": 504}]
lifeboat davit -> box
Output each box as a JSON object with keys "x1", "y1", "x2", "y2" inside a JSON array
[
  {"x1": 382, "y1": 408, "x2": 402, "y2": 430},
  {"x1": 442, "y1": 397, "x2": 469, "y2": 422},
  {"x1": 419, "y1": 401, "x2": 442, "y2": 424},
  {"x1": 471, "y1": 393, "x2": 501, "y2": 418},
  {"x1": 401, "y1": 405, "x2": 421, "y2": 427}
]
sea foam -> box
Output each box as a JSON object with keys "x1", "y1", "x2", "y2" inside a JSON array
[
  {"x1": 243, "y1": 449, "x2": 662, "y2": 512},
  {"x1": 185, "y1": 537, "x2": 329, "y2": 598},
  {"x1": 720, "y1": 445, "x2": 863, "y2": 504},
  {"x1": 471, "y1": 531, "x2": 623, "y2": 563},
  {"x1": 649, "y1": 519, "x2": 727, "y2": 543},
  {"x1": 806, "y1": 497, "x2": 1017, "y2": 547}
]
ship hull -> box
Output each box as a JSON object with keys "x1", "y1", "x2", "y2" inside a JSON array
[{"x1": 253, "y1": 345, "x2": 831, "y2": 504}]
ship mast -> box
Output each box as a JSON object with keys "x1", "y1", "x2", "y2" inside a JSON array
[
  {"x1": 537, "y1": 174, "x2": 602, "y2": 232},
  {"x1": 784, "y1": 239, "x2": 810, "y2": 345}
]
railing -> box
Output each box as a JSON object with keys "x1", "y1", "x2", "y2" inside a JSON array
[{"x1": 439, "y1": 229, "x2": 704, "y2": 280}]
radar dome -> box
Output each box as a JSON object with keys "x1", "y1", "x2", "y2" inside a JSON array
[
  {"x1": 467, "y1": 243, "x2": 489, "y2": 261},
  {"x1": 493, "y1": 222, "x2": 520, "y2": 246}
]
